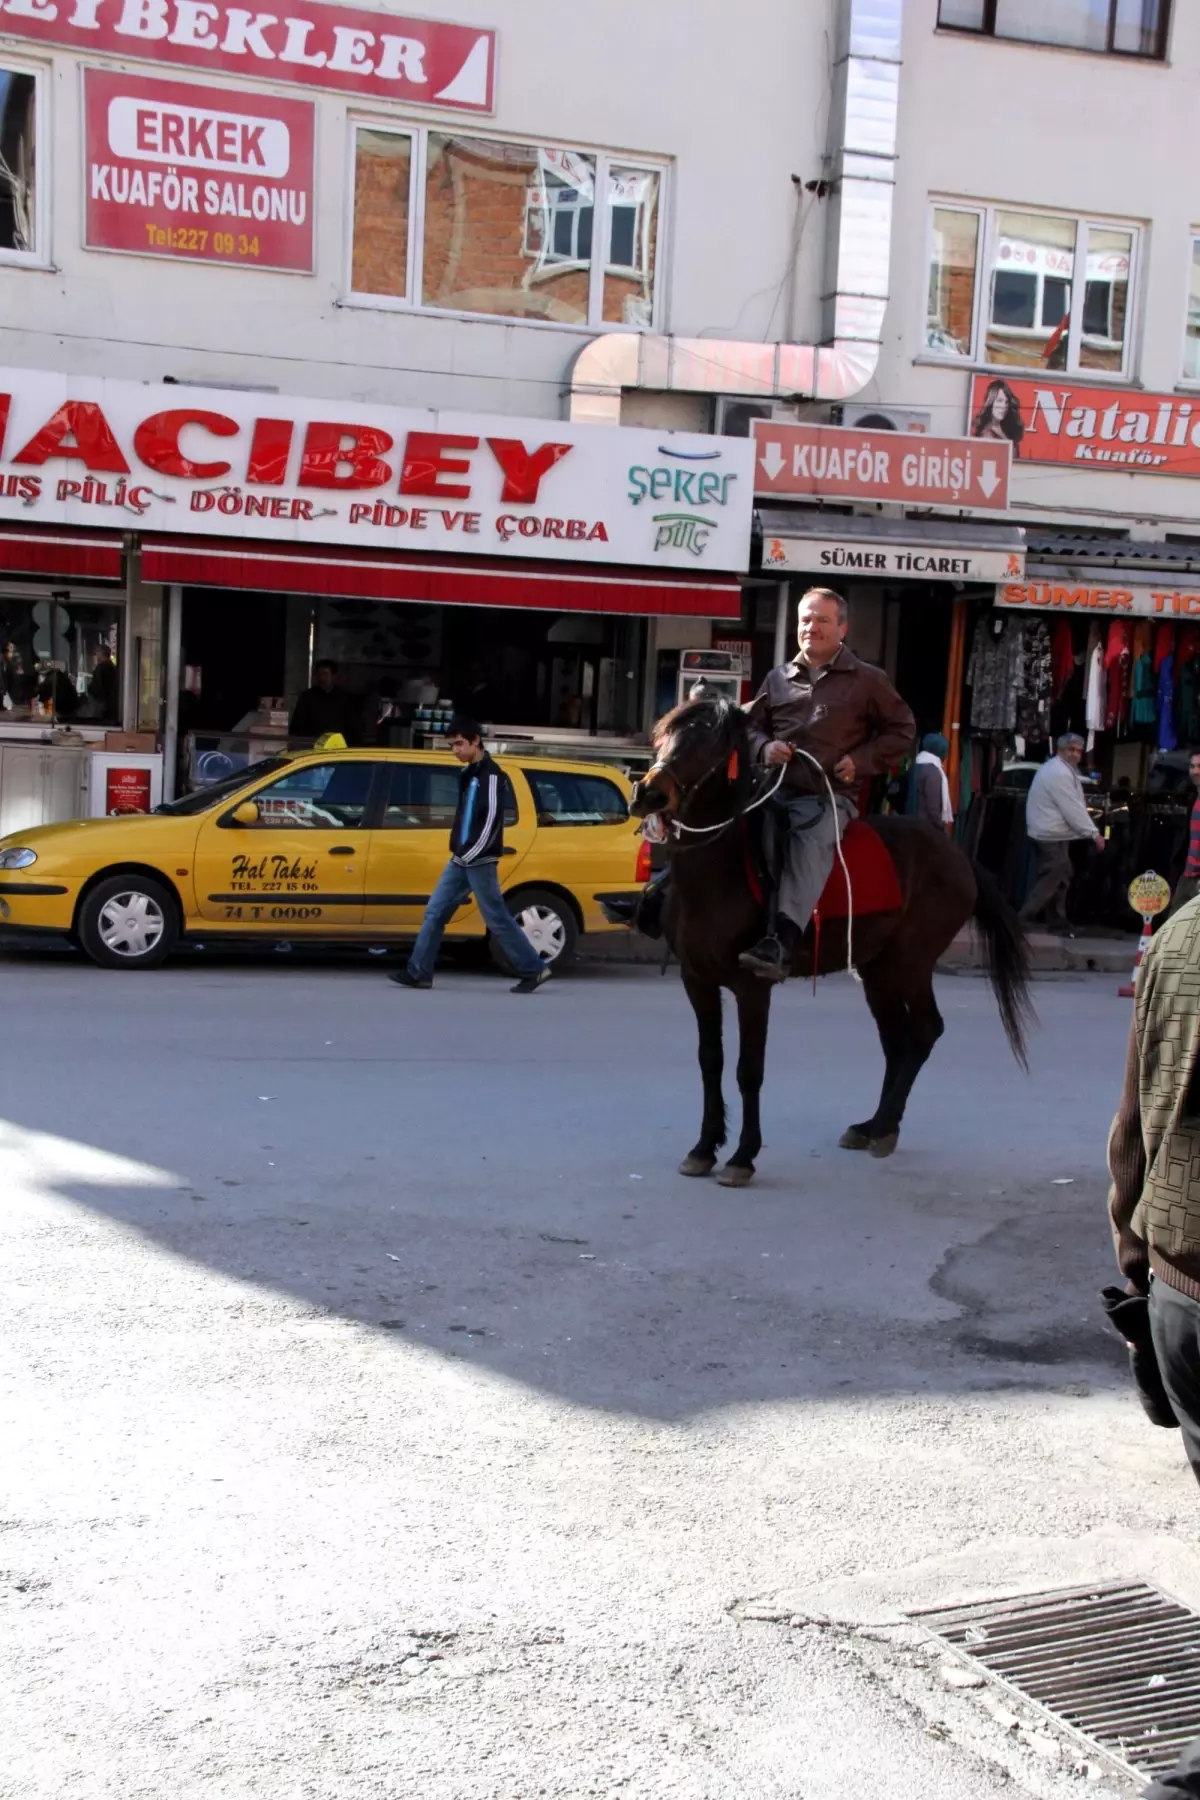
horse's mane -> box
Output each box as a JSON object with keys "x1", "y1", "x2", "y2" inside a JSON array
[{"x1": 652, "y1": 693, "x2": 748, "y2": 755}]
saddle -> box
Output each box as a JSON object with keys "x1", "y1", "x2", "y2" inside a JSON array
[{"x1": 812, "y1": 820, "x2": 902, "y2": 921}]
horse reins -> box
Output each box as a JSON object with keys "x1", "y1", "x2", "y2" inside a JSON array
[{"x1": 642, "y1": 745, "x2": 858, "y2": 977}]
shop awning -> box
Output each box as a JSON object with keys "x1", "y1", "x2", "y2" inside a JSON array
[
  {"x1": 0, "y1": 525, "x2": 124, "y2": 581},
  {"x1": 139, "y1": 537, "x2": 742, "y2": 618},
  {"x1": 756, "y1": 509, "x2": 1026, "y2": 584}
]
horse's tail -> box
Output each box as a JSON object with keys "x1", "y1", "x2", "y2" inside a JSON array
[{"x1": 971, "y1": 860, "x2": 1036, "y2": 1070}]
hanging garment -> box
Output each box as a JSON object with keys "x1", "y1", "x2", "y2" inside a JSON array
[
  {"x1": 1178, "y1": 623, "x2": 1200, "y2": 667},
  {"x1": 965, "y1": 618, "x2": 1023, "y2": 732},
  {"x1": 1154, "y1": 622, "x2": 1176, "y2": 672},
  {"x1": 1159, "y1": 653, "x2": 1179, "y2": 751},
  {"x1": 1016, "y1": 619, "x2": 1053, "y2": 741},
  {"x1": 1085, "y1": 623, "x2": 1106, "y2": 745},
  {"x1": 1132, "y1": 620, "x2": 1153, "y2": 665},
  {"x1": 1130, "y1": 652, "x2": 1157, "y2": 727},
  {"x1": 1051, "y1": 618, "x2": 1075, "y2": 698},
  {"x1": 1179, "y1": 655, "x2": 1200, "y2": 745},
  {"x1": 1104, "y1": 618, "x2": 1134, "y2": 733},
  {"x1": 958, "y1": 736, "x2": 974, "y2": 814}
]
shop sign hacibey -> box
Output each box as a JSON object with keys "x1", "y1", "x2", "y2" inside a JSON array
[
  {"x1": 0, "y1": 0, "x2": 496, "y2": 111},
  {"x1": 0, "y1": 369, "x2": 756, "y2": 572}
]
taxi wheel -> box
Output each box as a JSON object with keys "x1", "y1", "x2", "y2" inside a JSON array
[
  {"x1": 489, "y1": 886, "x2": 579, "y2": 973},
  {"x1": 78, "y1": 874, "x2": 179, "y2": 970}
]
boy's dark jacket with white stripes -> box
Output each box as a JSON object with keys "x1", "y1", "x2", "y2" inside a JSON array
[{"x1": 450, "y1": 752, "x2": 506, "y2": 866}]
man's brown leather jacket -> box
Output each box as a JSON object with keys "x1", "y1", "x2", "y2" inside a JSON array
[{"x1": 745, "y1": 646, "x2": 915, "y2": 799}]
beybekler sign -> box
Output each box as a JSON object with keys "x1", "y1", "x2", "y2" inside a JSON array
[
  {"x1": 84, "y1": 68, "x2": 314, "y2": 271},
  {"x1": 968, "y1": 373, "x2": 1200, "y2": 479},
  {"x1": 0, "y1": 0, "x2": 495, "y2": 110},
  {"x1": 0, "y1": 368, "x2": 756, "y2": 572}
]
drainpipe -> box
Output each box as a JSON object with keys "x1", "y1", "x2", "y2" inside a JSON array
[{"x1": 568, "y1": 0, "x2": 902, "y2": 426}]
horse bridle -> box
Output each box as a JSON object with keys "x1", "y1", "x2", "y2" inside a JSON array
[{"x1": 636, "y1": 747, "x2": 788, "y2": 847}]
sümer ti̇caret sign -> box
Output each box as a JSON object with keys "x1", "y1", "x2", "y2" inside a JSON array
[
  {"x1": 0, "y1": 0, "x2": 495, "y2": 111},
  {"x1": 968, "y1": 374, "x2": 1200, "y2": 478},
  {"x1": 84, "y1": 68, "x2": 315, "y2": 271},
  {"x1": 998, "y1": 580, "x2": 1200, "y2": 618},
  {"x1": 0, "y1": 369, "x2": 755, "y2": 572}
]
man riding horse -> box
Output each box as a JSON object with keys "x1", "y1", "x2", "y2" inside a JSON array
[{"x1": 738, "y1": 585, "x2": 916, "y2": 980}]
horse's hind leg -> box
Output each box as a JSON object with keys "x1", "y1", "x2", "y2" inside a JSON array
[
  {"x1": 841, "y1": 958, "x2": 945, "y2": 1157},
  {"x1": 680, "y1": 973, "x2": 725, "y2": 1177},
  {"x1": 718, "y1": 978, "x2": 771, "y2": 1188}
]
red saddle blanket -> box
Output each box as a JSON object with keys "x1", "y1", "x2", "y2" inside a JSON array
[{"x1": 814, "y1": 821, "x2": 902, "y2": 921}]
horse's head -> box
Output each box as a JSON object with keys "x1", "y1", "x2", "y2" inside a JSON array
[{"x1": 629, "y1": 693, "x2": 749, "y2": 822}]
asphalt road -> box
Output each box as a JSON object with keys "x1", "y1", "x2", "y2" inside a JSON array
[{"x1": 2, "y1": 954, "x2": 1195, "y2": 1798}]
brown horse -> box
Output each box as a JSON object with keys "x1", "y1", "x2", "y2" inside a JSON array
[{"x1": 628, "y1": 695, "x2": 1034, "y2": 1187}]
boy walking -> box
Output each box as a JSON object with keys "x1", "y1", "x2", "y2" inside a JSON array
[{"x1": 390, "y1": 716, "x2": 551, "y2": 995}]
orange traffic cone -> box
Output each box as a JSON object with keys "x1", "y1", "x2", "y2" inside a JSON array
[{"x1": 1119, "y1": 917, "x2": 1153, "y2": 999}]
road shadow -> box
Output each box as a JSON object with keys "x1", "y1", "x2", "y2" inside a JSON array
[{"x1": 0, "y1": 962, "x2": 1130, "y2": 1420}]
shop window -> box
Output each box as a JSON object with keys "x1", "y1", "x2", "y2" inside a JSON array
[
  {"x1": 347, "y1": 123, "x2": 665, "y2": 329},
  {"x1": 0, "y1": 65, "x2": 42, "y2": 261},
  {"x1": 0, "y1": 593, "x2": 122, "y2": 723},
  {"x1": 936, "y1": 0, "x2": 1170, "y2": 57},
  {"x1": 351, "y1": 128, "x2": 413, "y2": 300},
  {"x1": 524, "y1": 768, "x2": 628, "y2": 825},
  {"x1": 925, "y1": 202, "x2": 1137, "y2": 376},
  {"x1": 249, "y1": 762, "x2": 375, "y2": 830},
  {"x1": 1184, "y1": 239, "x2": 1200, "y2": 382},
  {"x1": 380, "y1": 761, "x2": 517, "y2": 829}
]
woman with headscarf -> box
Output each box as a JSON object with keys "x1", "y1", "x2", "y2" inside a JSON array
[{"x1": 912, "y1": 732, "x2": 954, "y2": 834}]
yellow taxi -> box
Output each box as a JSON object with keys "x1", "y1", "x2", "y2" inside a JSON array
[{"x1": 0, "y1": 748, "x2": 649, "y2": 971}]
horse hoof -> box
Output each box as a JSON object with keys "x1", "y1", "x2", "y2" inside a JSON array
[
  {"x1": 839, "y1": 1126, "x2": 872, "y2": 1150},
  {"x1": 679, "y1": 1154, "x2": 716, "y2": 1177},
  {"x1": 717, "y1": 1162, "x2": 754, "y2": 1188},
  {"x1": 868, "y1": 1132, "x2": 899, "y2": 1159}
]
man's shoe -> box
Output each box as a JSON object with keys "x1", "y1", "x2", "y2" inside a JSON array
[
  {"x1": 512, "y1": 966, "x2": 552, "y2": 994},
  {"x1": 738, "y1": 935, "x2": 788, "y2": 982},
  {"x1": 389, "y1": 968, "x2": 432, "y2": 989}
]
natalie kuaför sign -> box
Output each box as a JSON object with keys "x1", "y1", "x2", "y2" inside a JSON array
[
  {"x1": 969, "y1": 374, "x2": 1200, "y2": 479},
  {"x1": 84, "y1": 69, "x2": 315, "y2": 271},
  {"x1": 0, "y1": 368, "x2": 755, "y2": 572},
  {"x1": 0, "y1": 0, "x2": 495, "y2": 111}
]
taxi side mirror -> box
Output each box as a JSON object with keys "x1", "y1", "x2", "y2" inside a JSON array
[{"x1": 229, "y1": 800, "x2": 260, "y2": 826}]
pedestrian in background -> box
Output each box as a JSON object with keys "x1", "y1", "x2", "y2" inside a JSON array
[
  {"x1": 912, "y1": 732, "x2": 954, "y2": 834},
  {"x1": 390, "y1": 715, "x2": 550, "y2": 995},
  {"x1": 1019, "y1": 732, "x2": 1105, "y2": 931},
  {"x1": 1109, "y1": 899, "x2": 1200, "y2": 1797},
  {"x1": 1169, "y1": 749, "x2": 1200, "y2": 917}
]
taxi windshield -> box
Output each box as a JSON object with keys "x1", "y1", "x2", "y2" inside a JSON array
[{"x1": 155, "y1": 758, "x2": 289, "y2": 816}]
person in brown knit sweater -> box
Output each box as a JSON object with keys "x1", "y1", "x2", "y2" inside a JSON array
[{"x1": 1109, "y1": 898, "x2": 1200, "y2": 1799}]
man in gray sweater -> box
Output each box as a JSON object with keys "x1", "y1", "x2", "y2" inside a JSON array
[{"x1": 1019, "y1": 732, "x2": 1105, "y2": 928}]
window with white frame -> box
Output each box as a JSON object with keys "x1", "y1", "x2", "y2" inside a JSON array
[
  {"x1": 0, "y1": 63, "x2": 42, "y2": 262},
  {"x1": 348, "y1": 125, "x2": 663, "y2": 330},
  {"x1": 1183, "y1": 239, "x2": 1200, "y2": 382},
  {"x1": 925, "y1": 202, "x2": 1137, "y2": 376}
]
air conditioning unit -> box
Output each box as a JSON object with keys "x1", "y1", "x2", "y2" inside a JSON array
[
  {"x1": 714, "y1": 398, "x2": 774, "y2": 437},
  {"x1": 835, "y1": 403, "x2": 933, "y2": 434}
]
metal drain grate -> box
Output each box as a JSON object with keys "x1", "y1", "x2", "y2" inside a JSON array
[{"x1": 914, "y1": 1581, "x2": 1200, "y2": 1780}]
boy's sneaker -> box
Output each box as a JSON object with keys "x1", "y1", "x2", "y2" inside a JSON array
[
  {"x1": 389, "y1": 969, "x2": 432, "y2": 989},
  {"x1": 511, "y1": 967, "x2": 552, "y2": 995}
]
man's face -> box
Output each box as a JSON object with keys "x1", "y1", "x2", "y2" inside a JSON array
[
  {"x1": 315, "y1": 666, "x2": 336, "y2": 692},
  {"x1": 1060, "y1": 740, "x2": 1083, "y2": 767},
  {"x1": 449, "y1": 734, "x2": 481, "y2": 764},
  {"x1": 797, "y1": 597, "x2": 846, "y2": 667}
]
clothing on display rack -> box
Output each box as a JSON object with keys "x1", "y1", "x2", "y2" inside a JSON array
[
  {"x1": 966, "y1": 615, "x2": 1024, "y2": 733},
  {"x1": 1015, "y1": 618, "x2": 1053, "y2": 742},
  {"x1": 1105, "y1": 619, "x2": 1133, "y2": 734},
  {"x1": 1085, "y1": 622, "x2": 1106, "y2": 743},
  {"x1": 1051, "y1": 618, "x2": 1075, "y2": 699},
  {"x1": 1158, "y1": 651, "x2": 1179, "y2": 753},
  {"x1": 1131, "y1": 649, "x2": 1157, "y2": 727},
  {"x1": 1155, "y1": 622, "x2": 1175, "y2": 671}
]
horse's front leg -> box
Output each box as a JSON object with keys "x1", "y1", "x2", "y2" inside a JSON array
[
  {"x1": 679, "y1": 973, "x2": 725, "y2": 1176},
  {"x1": 719, "y1": 977, "x2": 772, "y2": 1188}
]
